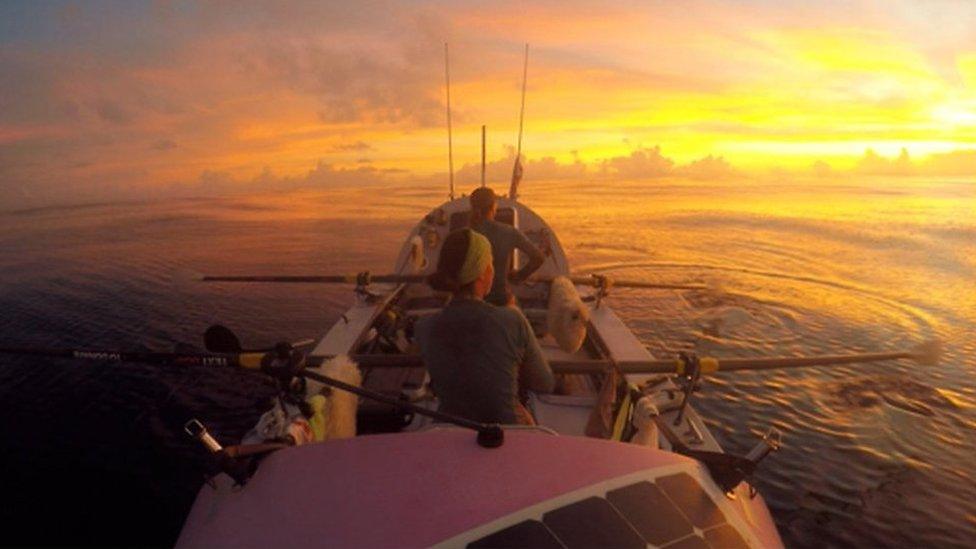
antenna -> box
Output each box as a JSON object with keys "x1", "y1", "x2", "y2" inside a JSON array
[
  {"x1": 481, "y1": 124, "x2": 486, "y2": 187},
  {"x1": 445, "y1": 43, "x2": 455, "y2": 200},
  {"x1": 510, "y1": 43, "x2": 529, "y2": 200}
]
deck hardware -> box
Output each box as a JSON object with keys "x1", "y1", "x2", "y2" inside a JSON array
[
  {"x1": 185, "y1": 418, "x2": 223, "y2": 453},
  {"x1": 592, "y1": 274, "x2": 611, "y2": 308},
  {"x1": 673, "y1": 352, "x2": 702, "y2": 427}
]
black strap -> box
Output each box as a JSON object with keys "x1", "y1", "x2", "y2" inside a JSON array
[
  {"x1": 220, "y1": 442, "x2": 291, "y2": 459},
  {"x1": 650, "y1": 415, "x2": 754, "y2": 493}
]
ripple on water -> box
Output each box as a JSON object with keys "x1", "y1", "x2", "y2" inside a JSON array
[
  {"x1": 589, "y1": 250, "x2": 973, "y2": 546},
  {"x1": 2, "y1": 183, "x2": 975, "y2": 546}
]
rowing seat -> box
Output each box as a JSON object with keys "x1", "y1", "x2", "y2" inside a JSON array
[{"x1": 357, "y1": 363, "x2": 428, "y2": 434}]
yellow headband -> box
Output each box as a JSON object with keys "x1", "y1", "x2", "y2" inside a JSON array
[{"x1": 457, "y1": 230, "x2": 492, "y2": 286}]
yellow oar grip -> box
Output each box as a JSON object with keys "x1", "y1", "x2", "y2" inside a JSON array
[
  {"x1": 701, "y1": 357, "x2": 719, "y2": 374},
  {"x1": 611, "y1": 388, "x2": 633, "y2": 441},
  {"x1": 674, "y1": 357, "x2": 720, "y2": 375},
  {"x1": 239, "y1": 352, "x2": 264, "y2": 369}
]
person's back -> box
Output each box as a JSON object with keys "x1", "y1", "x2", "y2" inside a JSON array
[
  {"x1": 415, "y1": 228, "x2": 554, "y2": 424},
  {"x1": 415, "y1": 298, "x2": 551, "y2": 423},
  {"x1": 468, "y1": 187, "x2": 545, "y2": 306},
  {"x1": 471, "y1": 218, "x2": 533, "y2": 306}
]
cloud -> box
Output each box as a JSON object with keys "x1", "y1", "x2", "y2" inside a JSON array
[
  {"x1": 921, "y1": 149, "x2": 976, "y2": 175},
  {"x1": 451, "y1": 146, "x2": 587, "y2": 186},
  {"x1": 249, "y1": 34, "x2": 446, "y2": 127},
  {"x1": 151, "y1": 139, "x2": 177, "y2": 151},
  {"x1": 855, "y1": 148, "x2": 915, "y2": 176},
  {"x1": 185, "y1": 160, "x2": 402, "y2": 197},
  {"x1": 811, "y1": 159, "x2": 833, "y2": 178},
  {"x1": 2, "y1": 1, "x2": 975, "y2": 209},
  {"x1": 448, "y1": 145, "x2": 741, "y2": 186},
  {"x1": 329, "y1": 140, "x2": 374, "y2": 152},
  {"x1": 94, "y1": 99, "x2": 133, "y2": 125},
  {"x1": 169, "y1": 145, "x2": 695, "y2": 203},
  {"x1": 676, "y1": 154, "x2": 737, "y2": 180},
  {"x1": 254, "y1": 146, "x2": 974, "y2": 198},
  {"x1": 832, "y1": 147, "x2": 976, "y2": 177},
  {"x1": 596, "y1": 146, "x2": 673, "y2": 178}
]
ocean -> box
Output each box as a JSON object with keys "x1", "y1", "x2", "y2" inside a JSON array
[{"x1": 1, "y1": 177, "x2": 973, "y2": 546}]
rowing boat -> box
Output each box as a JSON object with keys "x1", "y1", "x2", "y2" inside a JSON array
[
  {"x1": 0, "y1": 43, "x2": 944, "y2": 547},
  {"x1": 175, "y1": 194, "x2": 786, "y2": 548}
]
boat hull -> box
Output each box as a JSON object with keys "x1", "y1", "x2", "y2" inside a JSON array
[
  {"x1": 177, "y1": 197, "x2": 784, "y2": 548},
  {"x1": 177, "y1": 430, "x2": 782, "y2": 548}
]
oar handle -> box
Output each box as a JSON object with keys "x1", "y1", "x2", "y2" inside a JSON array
[
  {"x1": 320, "y1": 354, "x2": 677, "y2": 374},
  {"x1": 327, "y1": 348, "x2": 929, "y2": 375},
  {"x1": 1, "y1": 343, "x2": 932, "y2": 376},
  {"x1": 0, "y1": 346, "x2": 261, "y2": 369},
  {"x1": 201, "y1": 274, "x2": 425, "y2": 284},
  {"x1": 200, "y1": 273, "x2": 704, "y2": 290},
  {"x1": 563, "y1": 275, "x2": 706, "y2": 291},
  {"x1": 713, "y1": 351, "x2": 915, "y2": 372}
]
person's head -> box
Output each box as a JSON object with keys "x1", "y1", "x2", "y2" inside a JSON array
[
  {"x1": 469, "y1": 187, "x2": 497, "y2": 223},
  {"x1": 427, "y1": 229, "x2": 494, "y2": 298}
]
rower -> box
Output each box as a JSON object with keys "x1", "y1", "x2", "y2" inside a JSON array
[
  {"x1": 468, "y1": 187, "x2": 545, "y2": 306},
  {"x1": 415, "y1": 229, "x2": 554, "y2": 425}
]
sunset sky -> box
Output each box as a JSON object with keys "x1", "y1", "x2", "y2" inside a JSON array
[{"x1": 2, "y1": 1, "x2": 975, "y2": 206}]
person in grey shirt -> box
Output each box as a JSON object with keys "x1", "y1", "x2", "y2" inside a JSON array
[
  {"x1": 468, "y1": 187, "x2": 546, "y2": 306},
  {"x1": 415, "y1": 228, "x2": 554, "y2": 424}
]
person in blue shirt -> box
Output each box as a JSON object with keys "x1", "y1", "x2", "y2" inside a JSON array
[
  {"x1": 468, "y1": 187, "x2": 546, "y2": 306},
  {"x1": 415, "y1": 229, "x2": 554, "y2": 424}
]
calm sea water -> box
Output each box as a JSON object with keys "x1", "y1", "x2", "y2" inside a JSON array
[{"x1": 1, "y1": 177, "x2": 973, "y2": 546}]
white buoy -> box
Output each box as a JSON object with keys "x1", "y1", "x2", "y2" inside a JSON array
[
  {"x1": 547, "y1": 276, "x2": 590, "y2": 353},
  {"x1": 407, "y1": 234, "x2": 427, "y2": 273},
  {"x1": 320, "y1": 355, "x2": 362, "y2": 439}
]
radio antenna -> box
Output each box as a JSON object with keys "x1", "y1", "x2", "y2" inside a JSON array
[
  {"x1": 510, "y1": 43, "x2": 529, "y2": 199},
  {"x1": 445, "y1": 43, "x2": 455, "y2": 200}
]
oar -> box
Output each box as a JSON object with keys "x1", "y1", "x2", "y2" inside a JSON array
[
  {"x1": 556, "y1": 339, "x2": 941, "y2": 374},
  {"x1": 330, "y1": 339, "x2": 941, "y2": 374},
  {"x1": 0, "y1": 324, "x2": 321, "y2": 369},
  {"x1": 535, "y1": 274, "x2": 708, "y2": 291},
  {"x1": 203, "y1": 324, "x2": 315, "y2": 353},
  {"x1": 200, "y1": 274, "x2": 425, "y2": 284},
  {"x1": 4, "y1": 338, "x2": 937, "y2": 376},
  {"x1": 0, "y1": 345, "x2": 266, "y2": 369},
  {"x1": 199, "y1": 272, "x2": 706, "y2": 291}
]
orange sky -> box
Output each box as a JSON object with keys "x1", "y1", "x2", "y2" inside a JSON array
[{"x1": 1, "y1": 1, "x2": 975, "y2": 206}]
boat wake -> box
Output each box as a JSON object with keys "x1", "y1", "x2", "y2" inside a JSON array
[{"x1": 828, "y1": 376, "x2": 960, "y2": 417}]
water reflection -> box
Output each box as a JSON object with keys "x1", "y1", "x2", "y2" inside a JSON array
[{"x1": 0, "y1": 176, "x2": 973, "y2": 546}]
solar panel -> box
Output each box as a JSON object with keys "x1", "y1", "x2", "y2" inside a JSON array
[
  {"x1": 664, "y1": 534, "x2": 711, "y2": 549},
  {"x1": 656, "y1": 472, "x2": 727, "y2": 529},
  {"x1": 467, "y1": 471, "x2": 747, "y2": 549},
  {"x1": 703, "y1": 523, "x2": 751, "y2": 549},
  {"x1": 467, "y1": 520, "x2": 564, "y2": 549},
  {"x1": 607, "y1": 481, "x2": 694, "y2": 545},
  {"x1": 542, "y1": 497, "x2": 645, "y2": 549}
]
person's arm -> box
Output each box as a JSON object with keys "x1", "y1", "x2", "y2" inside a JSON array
[
  {"x1": 516, "y1": 311, "x2": 555, "y2": 393},
  {"x1": 510, "y1": 230, "x2": 545, "y2": 283}
]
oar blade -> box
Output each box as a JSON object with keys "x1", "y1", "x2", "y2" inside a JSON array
[
  {"x1": 199, "y1": 274, "x2": 424, "y2": 284},
  {"x1": 564, "y1": 274, "x2": 707, "y2": 291},
  {"x1": 612, "y1": 279, "x2": 707, "y2": 291},
  {"x1": 204, "y1": 324, "x2": 243, "y2": 353},
  {"x1": 912, "y1": 339, "x2": 942, "y2": 366}
]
